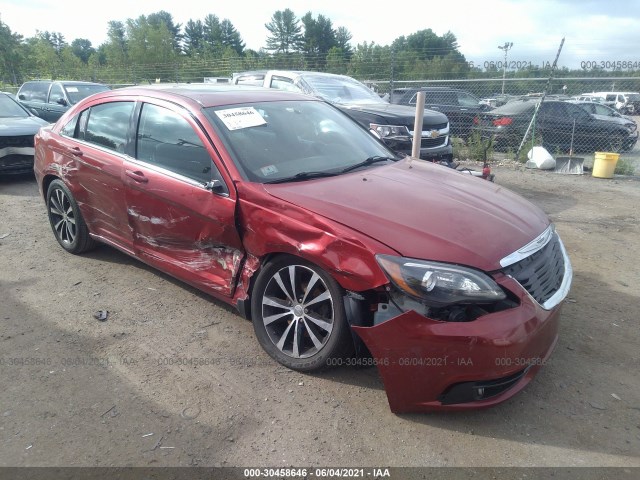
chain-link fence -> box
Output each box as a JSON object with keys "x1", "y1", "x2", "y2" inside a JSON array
[
  {"x1": 366, "y1": 77, "x2": 640, "y2": 173},
  {"x1": 4, "y1": 56, "x2": 639, "y2": 174}
]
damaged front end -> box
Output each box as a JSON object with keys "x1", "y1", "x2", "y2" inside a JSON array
[{"x1": 349, "y1": 226, "x2": 572, "y2": 413}]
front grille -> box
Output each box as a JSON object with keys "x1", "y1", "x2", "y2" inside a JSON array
[
  {"x1": 421, "y1": 136, "x2": 447, "y2": 148},
  {"x1": 0, "y1": 135, "x2": 34, "y2": 149},
  {"x1": 424, "y1": 122, "x2": 448, "y2": 131},
  {"x1": 502, "y1": 235, "x2": 565, "y2": 306}
]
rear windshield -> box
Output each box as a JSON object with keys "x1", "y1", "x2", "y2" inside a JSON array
[{"x1": 489, "y1": 100, "x2": 537, "y2": 115}]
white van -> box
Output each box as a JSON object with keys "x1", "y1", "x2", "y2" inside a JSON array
[{"x1": 586, "y1": 91, "x2": 640, "y2": 114}]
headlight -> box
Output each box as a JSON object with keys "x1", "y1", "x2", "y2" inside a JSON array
[
  {"x1": 369, "y1": 123, "x2": 410, "y2": 139},
  {"x1": 376, "y1": 255, "x2": 506, "y2": 307}
]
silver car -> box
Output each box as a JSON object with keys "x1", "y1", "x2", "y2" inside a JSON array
[{"x1": 0, "y1": 92, "x2": 50, "y2": 175}]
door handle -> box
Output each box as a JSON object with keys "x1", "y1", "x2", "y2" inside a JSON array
[
  {"x1": 66, "y1": 146, "x2": 83, "y2": 156},
  {"x1": 125, "y1": 170, "x2": 149, "y2": 183}
]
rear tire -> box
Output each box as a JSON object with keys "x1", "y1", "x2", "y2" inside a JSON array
[{"x1": 46, "y1": 179, "x2": 96, "y2": 254}]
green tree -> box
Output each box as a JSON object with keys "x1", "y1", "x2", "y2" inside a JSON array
[
  {"x1": 300, "y1": 13, "x2": 336, "y2": 69},
  {"x1": 147, "y1": 11, "x2": 182, "y2": 53},
  {"x1": 126, "y1": 14, "x2": 177, "y2": 66},
  {"x1": 23, "y1": 36, "x2": 62, "y2": 78},
  {"x1": 203, "y1": 14, "x2": 222, "y2": 56},
  {"x1": 104, "y1": 21, "x2": 128, "y2": 65},
  {"x1": 348, "y1": 42, "x2": 391, "y2": 78},
  {"x1": 71, "y1": 39, "x2": 95, "y2": 64},
  {"x1": 220, "y1": 19, "x2": 244, "y2": 56},
  {"x1": 335, "y1": 26, "x2": 353, "y2": 59},
  {"x1": 300, "y1": 13, "x2": 336, "y2": 56},
  {"x1": 183, "y1": 19, "x2": 205, "y2": 57},
  {"x1": 325, "y1": 46, "x2": 347, "y2": 74},
  {"x1": 0, "y1": 19, "x2": 24, "y2": 84},
  {"x1": 265, "y1": 9, "x2": 302, "y2": 54}
]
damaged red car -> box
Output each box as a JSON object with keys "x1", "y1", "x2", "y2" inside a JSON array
[{"x1": 33, "y1": 85, "x2": 572, "y2": 413}]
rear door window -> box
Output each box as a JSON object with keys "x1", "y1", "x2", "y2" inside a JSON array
[{"x1": 84, "y1": 102, "x2": 135, "y2": 152}]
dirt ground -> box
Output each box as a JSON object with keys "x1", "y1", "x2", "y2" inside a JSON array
[{"x1": 1, "y1": 163, "x2": 639, "y2": 470}]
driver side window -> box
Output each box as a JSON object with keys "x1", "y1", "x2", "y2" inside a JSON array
[
  {"x1": 49, "y1": 84, "x2": 65, "y2": 105},
  {"x1": 136, "y1": 103, "x2": 219, "y2": 185}
]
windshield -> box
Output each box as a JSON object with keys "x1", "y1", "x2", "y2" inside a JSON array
[
  {"x1": 302, "y1": 75, "x2": 385, "y2": 105},
  {"x1": 63, "y1": 84, "x2": 110, "y2": 104},
  {"x1": 0, "y1": 94, "x2": 30, "y2": 118},
  {"x1": 205, "y1": 100, "x2": 397, "y2": 183}
]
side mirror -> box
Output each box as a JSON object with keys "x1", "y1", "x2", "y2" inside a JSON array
[
  {"x1": 57, "y1": 98, "x2": 68, "y2": 106},
  {"x1": 18, "y1": 94, "x2": 26, "y2": 100},
  {"x1": 204, "y1": 179, "x2": 228, "y2": 196}
]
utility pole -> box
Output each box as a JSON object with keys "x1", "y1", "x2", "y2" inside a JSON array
[{"x1": 498, "y1": 42, "x2": 513, "y2": 95}]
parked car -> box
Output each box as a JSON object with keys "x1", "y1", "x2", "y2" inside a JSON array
[
  {"x1": 16, "y1": 80, "x2": 110, "y2": 122},
  {"x1": 572, "y1": 94, "x2": 604, "y2": 103},
  {"x1": 473, "y1": 98, "x2": 636, "y2": 153},
  {"x1": 34, "y1": 85, "x2": 572, "y2": 413},
  {"x1": 586, "y1": 91, "x2": 640, "y2": 114},
  {"x1": 388, "y1": 87, "x2": 491, "y2": 137},
  {"x1": 569, "y1": 99, "x2": 635, "y2": 121},
  {"x1": 232, "y1": 70, "x2": 453, "y2": 163},
  {"x1": 566, "y1": 100, "x2": 638, "y2": 151},
  {"x1": 0, "y1": 92, "x2": 50, "y2": 175}
]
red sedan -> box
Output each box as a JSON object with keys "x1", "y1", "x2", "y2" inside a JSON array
[{"x1": 33, "y1": 85, "x2": 572, "y2": 413}]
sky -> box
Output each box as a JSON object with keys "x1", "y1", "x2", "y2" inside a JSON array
[{"x1": 2, "y1": 0, "x2": 640, "y2": 70}]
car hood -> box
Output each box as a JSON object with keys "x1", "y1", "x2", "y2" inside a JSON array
[
  {"x1": 0, "y1": 116, "x2": 49, "y2": 135},
  {"x1": 263, "y1": 159, "x2": 549, "y2": 272},
  {"x1": 591, "y1": 113, "x2": 635, "y2": 128},
  {"x1": 338, "y1": 102, "x2": 448, "y2": 125}
]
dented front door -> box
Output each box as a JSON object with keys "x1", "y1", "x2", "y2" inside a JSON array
[{"x1": 123, "y1": 101, "x2": 244, "y2": 298}]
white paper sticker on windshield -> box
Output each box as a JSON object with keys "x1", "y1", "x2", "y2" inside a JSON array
[
  {"x1": 66, "y1": 87, "x2": 79, "y2": 92},
  {"x1": 215, "y1": 107, "x2": 267, "y2": 130}
]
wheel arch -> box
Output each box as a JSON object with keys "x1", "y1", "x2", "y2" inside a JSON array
[{"x1": 41, "y1": 174, "x2": 61, "y2": 200}]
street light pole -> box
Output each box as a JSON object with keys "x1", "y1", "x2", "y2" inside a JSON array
[{"x1": 498, "y1": 42, "x2": 513, "y2": 95}]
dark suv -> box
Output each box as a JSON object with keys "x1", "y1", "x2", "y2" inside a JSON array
[
  {"x1": 389, "y1": 87, "x2": 490, "y2": 137},
  {"x1": 232, "y1": 70, "x2": 453, "y2": 162},
  {"x1": 16, "y1": 80, "x2": 110, "y2": 122}
]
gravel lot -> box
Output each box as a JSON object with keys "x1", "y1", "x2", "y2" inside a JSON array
[{"x1": 1, "y1": 164, "x2": 639, "y2": 469}]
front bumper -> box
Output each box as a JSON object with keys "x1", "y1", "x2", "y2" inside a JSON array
[
  {"x1": 382, "y1": 130, "x2": 454, "y2": 162},
  {"x1": 352, "y1": 275, "x2": 562, "y2": 413},
  {"x1": 0, "y1": 149, "x2": 35, "y2": 175}
]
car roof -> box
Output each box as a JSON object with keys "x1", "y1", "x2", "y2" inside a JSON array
[
  {"x1": 21, "y1": 80, "x2": 105, "y2": 86},
  {"x1": 85, "y1": 84, "x2": 318, "y2": 108}
]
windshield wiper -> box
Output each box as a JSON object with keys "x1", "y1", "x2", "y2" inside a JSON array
[
  {"x1": 339, "y1": 155, "x2": 396, "y2": 174},
  {"x1": 264, "y1": 171, "x2": 338, "y2": 184}
]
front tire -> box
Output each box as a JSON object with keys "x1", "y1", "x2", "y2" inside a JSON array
[
  {"x1": 250, "y1": 256, "x2": 353, "y2": 372},
  {"x1": 46, "y1": 179, "x2": 96, "y2": 254}
]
